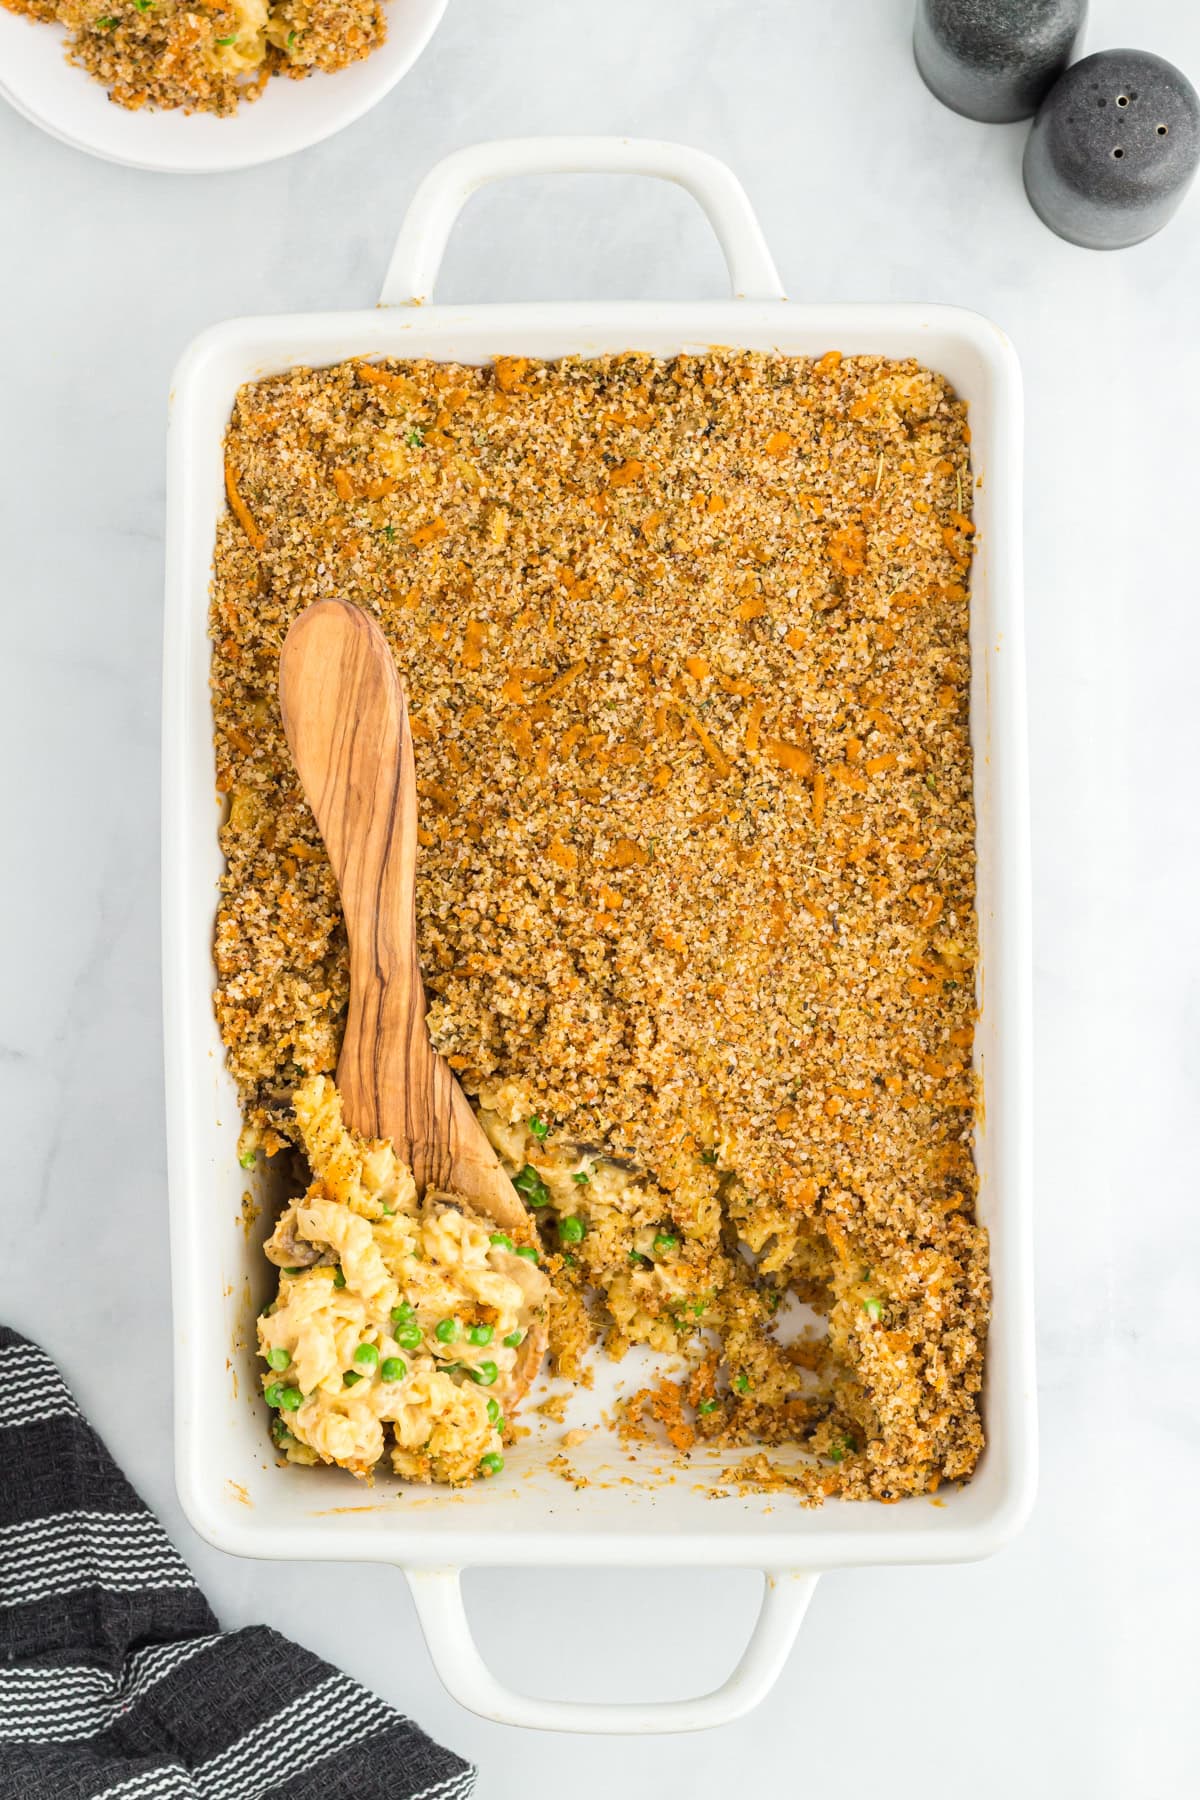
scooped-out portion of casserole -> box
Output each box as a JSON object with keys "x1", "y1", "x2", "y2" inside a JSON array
[
  {"x1": 258, "y1": 1074, "x2": 547, "y2": 1484},
  {"x1": 213, "y1": 348, "x2": 985, "y2": 1504}
]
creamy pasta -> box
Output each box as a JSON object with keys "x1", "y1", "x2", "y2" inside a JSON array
[{"x1": 258, "y1": 1076, "x2": 548, "y2": 1485}]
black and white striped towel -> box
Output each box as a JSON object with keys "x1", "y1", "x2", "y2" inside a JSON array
[{"x1": 0, "y1": 1328, "x2": 476, "y2": 1800}]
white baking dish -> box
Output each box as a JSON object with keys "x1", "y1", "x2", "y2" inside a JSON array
[{"x1": 163, "y1": 137, "x2": 1036, "y2": 1734}]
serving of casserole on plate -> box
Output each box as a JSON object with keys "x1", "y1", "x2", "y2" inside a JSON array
[
  {"x1": 164, "y1": 138, "x2": 1034, "y2": 1732},
  {"x1": 1, "y1": 0, "x2": 392, "y2": 116},
  {"x1": 0, "y1": 0, "x2": 445, "y2": 171}
]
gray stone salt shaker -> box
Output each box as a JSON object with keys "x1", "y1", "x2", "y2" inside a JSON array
[
  {"x1": 914, "y1": 0, "x2": 1087, "y2": 124},
  {"x1": 1023, "y1": 50, "x2": 1200, "y2": 249}
]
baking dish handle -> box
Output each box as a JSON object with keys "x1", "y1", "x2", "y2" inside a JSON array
[
  {"x1": 379, "y1": 137, "x2": 786, "y2": 307},
  {"x1": 405, "y1": 1565, "x2": 817, "y2": 1733}
]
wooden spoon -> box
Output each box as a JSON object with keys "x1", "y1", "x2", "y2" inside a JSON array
[{"x1": 278, "y1": 597, "x2": 546, "y2": 1386}]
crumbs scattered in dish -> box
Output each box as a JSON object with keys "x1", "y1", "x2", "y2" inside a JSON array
[
  {"x1": 2, "y1": 0, "x2": 387, "y2": 114},
  {"x1": 211, "y1": 348, "x2": 986, "y2": 1504}
]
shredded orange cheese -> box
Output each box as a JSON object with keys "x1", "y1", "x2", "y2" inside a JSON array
[
  {"x1": 223, "y1": 458, "x2": 264, "y2": 552},
  {"x1": 686, "y1": 713, "x2": 732, "y2": 778}
]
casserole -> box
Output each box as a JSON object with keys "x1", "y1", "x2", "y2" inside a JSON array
[
  {"x1": 0, "y1": 0, "x2": 446, "y2": 174},
  {"x1": 163, "y1": 136, "x2": 1036, "y2": 1733}
]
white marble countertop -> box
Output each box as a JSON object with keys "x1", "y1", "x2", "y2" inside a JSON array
[{"x1": 2, "y1": 0, "x2": 1197, "y2": 1791}]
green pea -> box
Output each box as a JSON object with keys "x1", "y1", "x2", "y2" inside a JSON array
[
  {"x1": 264, "y1": 1382, "x2": 285, "y2": 1408},
  {"x1": 486, "y1": 1398, "x2": 502, "y2": 1425},
  {"x1": 395, "y1": 1324, "x2": 422, "y2": 1350},
  {"x1": 343, "y1": 1370, "x2": 364, "y2": 1388},
  {"x1": 489, "y1": 1232, "x2": 514, "y2": 1251},
  {"x1": 503, "y1": 1329, "x2": 523, "y2": 1348},
  {"x1": 283, "y1": 1266, "x2": 303, "y2": 1275},
  {"x1": 239, "y1": 1149, "x2": 257, "y2": 1170},
  {"x1": 391, "y1": 1301, "x2": 415, "y2": 1324},
  {"x1": 653, "y1": 1232, "x2": 679, "y2": 1256},
  {"x1": 266, "y1": 1347, "x2": 291, "y2": 1371},
  {"x1": 467, "y1": 1361, "x2": 498, "y2": 1387},
  {"x1": 514, "y1": 1165, "x2": 551, "y2": 1208},
  {"x1": 270, "y1": 1417, "x2": 293, "y2": 1445},
  {"x1": 698, "y1": 1398, "x2": 719, "y2": 1415},
  {"x1": 629, "y1": 1249, "x2": 650, "y2": 1266},
  {"x1": 332, "y1": 1267, "x2": 347, "y2": 1289},
  {"x1": 279, "y1": 1387, "x2": 303, "y2": 1410},
  {"x1": 479, "y1": 1452, "x2": 505, "y2": 1476},
  {"x1": 468, "y1": 1324, "x2": 494, "y2": 1347},
  {"x1": 353, "y1": 1344, "x2": 379, "y2": 1369},
  {"x1": 572, "y1": 1168, "x2": 591, "y2": 1184},
  {"x1": 528, "y1": 1115, "x2": 549, "y2": 1142},
  {"x1": 515, "y1": 1246, "x2": 539, "y2": 1264},
  {"x1": 732, "y1": 1373, "x2": 750, "y2": 1395},
  {"x1": 435, "y1": 1318, "x2": 460, "y2": 1344},
  {"x1": 559, "y1": 1215, "x2": 586, "y2": 1244},
  {"x1": 862, "y1": 1297, "x2": 883, "y2": 1322},
  {"x1": 381, "y1": 1357, "x2": 407, "y2": 1382}
]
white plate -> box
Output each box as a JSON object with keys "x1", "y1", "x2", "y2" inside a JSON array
[
  {"x1": 164, "y1": 138, "x2": 1036, "y2": 1732},
  {"x1": 0, "y1": 0, "x2": 446, "y2": 173}
]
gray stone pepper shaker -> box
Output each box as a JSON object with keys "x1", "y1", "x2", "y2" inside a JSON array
[
  {"x1": 1023, "y1": 49, "x2": 1200, "y2": 248},
  {"x1": 914, "y1": 0, "x2": 1087, "y2": 123}
]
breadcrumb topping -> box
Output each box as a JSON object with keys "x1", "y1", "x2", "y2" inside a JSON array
[{"x1": 212, "y1": 348, "x2": 987, "y2": 1502}]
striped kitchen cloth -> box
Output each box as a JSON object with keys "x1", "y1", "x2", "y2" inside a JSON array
[{"x1": 0, "y1": 1328, "x2": 476, "y2": 1800}]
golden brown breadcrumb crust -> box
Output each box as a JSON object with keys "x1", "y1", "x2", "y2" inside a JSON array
[{"x1": 210, "y1": 348, "x2": 987, "y2": 1503}]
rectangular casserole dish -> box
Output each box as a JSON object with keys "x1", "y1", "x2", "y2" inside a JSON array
[{"x1": 163, "y1": 137, "x2": 1036, "y2": 1734}]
